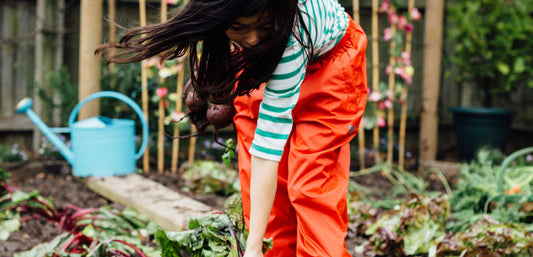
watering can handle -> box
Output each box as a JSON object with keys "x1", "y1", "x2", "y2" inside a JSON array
[
  {"x1": 68, "y1": 91, "x2": 149, "y2": 160},
  {"x1": 496, "y1": 147, "x2": 533, "y2": 194}
]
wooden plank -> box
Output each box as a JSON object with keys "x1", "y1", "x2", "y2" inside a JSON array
[
  {"x1": 82, "y1": 173, "x2": 213, "y2": 231},
  {"x1": 14, "y1": 2, "x2": 32, "y2": 102},
  {"x1": 0, "y1": 115, "x2": 34, "y2": 131},
  {"x1": 1, "y1": 3, "x2": 16, "y2": 118},
  {"x1": 419, "y1": 160, "x2": 460, "y2": 180}
]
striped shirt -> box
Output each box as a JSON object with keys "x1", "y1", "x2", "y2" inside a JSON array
[{"x1": 249, "y1": 0, "x2": 349, "y2": 161}]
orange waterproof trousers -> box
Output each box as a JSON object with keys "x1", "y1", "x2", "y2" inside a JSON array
[{"x1": 233, "y1": 18, "x2": 367, "y2": 257}]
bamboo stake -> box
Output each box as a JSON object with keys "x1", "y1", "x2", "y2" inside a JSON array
[
  {"x1": 139, "y1": 0, "x2": 150, "y2": 172},
  {"x1": 157, "y1": 0, "x2": 168, "y2": 174},
  {"x1": 372, "y1": 0, "x2": 380, "y2": 165},
  {"x1": 351, "y1": 0, "x2": 366, "y2": 169},
  {"x1": 386, "y1": 26, "x2": 396, "y2": 166},
  {"x1": 171, "y1": 64, "x2": 185, "y2": 173},
  {"x1": 172, "y1": 0, "x2": 189, "y2": 172},
  {"x1": 398, "y1": 0, "x2": 415, "y2": 168},
  {"x1": 352, "y1": 0, "x2": 360, "y2": 24},
  {"x1": 188, "y1": 126, "x2": 197, "y2": 164},
  {"x1": 161, "y1": 0, "x2": 167, "y2": 21},
  {"x1": 158, "y1": 93, "x2": 165, "y2": 173},
  {"x1": 107, "y1": 0, "x2": 116, "y2": 69}
]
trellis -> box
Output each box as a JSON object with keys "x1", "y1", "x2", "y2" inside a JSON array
[{"x1": 88, "y1": 0, "x2": 443, "y2": 173}]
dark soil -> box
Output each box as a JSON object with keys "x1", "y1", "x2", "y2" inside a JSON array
[
  {"x1": 1, "y1": 160, "x2": 449, "y2": 257},
  {"x1": 1, "y1": 161, "x2": 122, "y2": 257}
]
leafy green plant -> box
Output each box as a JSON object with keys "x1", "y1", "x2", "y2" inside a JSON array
[
  {"x1": 180, "y1": 160, "x2": 240, "y2": 196},
  {"x1": 156, "y1": 193, "x2": 272, "y2": 257},
  {"x1": 448, "y1": 148, "x2": 533, "y2": 232},
  {"x1": 349, "y1": 162, "x2": 452, "y2": 210},
  {"x1": 437, "y1": 216, "x2": 533, "y2": 256},
  {"x1": 0, "y1": 169, "x2": 158, "y2": 256},
  {"x1": 354, "y1": 194, "x2": 450, "y2": 257},
  {"x1": 446, "y1": 0, "x2": 533, "y2": 107},
  {"x1": 38, "y1": 66, "x2": 78, "y2": 126}
]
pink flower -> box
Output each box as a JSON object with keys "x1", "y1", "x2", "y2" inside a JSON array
[
  {"x1": 143, "y1": 57, "x2": 159, "y2": 68},
  {"x1": 167, "y1": 0, "x2": 179, "y2": 4},
  {"x1": 383, "y1": 27, "x2": 393, "y2": 41},
  {"x1": 369, "y1": 91, "x2": 382, "y2": 102},
  {"x1": 411, "y1": 8, "x2": 422, "y2": 21},
  {"x1": 394, "y1": 67, "x2": 404, "y2": 76},
  {"x1": 406, "y1": 23, "x2": 414, "y2": 33},
  {"x1": 156, "y1": 87, "x2": 168, "y2": 98},
  {"x1": 388, "y1": 13, "x2": 399, "y2": 25},
  {"x1": 379, "y1": 101, "x2": 386, "y2": 110},
  {"x1": 397, "y1": 15, "x2": 407, "y2": 30},
  {"x1": 376, "y1": 116, "x2": 386, "y2": 127},
  {"x1": 384, "y1": 99, "x2": 393, "y2": 109},
  {"x1": 379, "y1": 0, "x2": 390, "y2": 12},
  {"x1": 401, "y1": 52, "x2": 411, "y2": 61}
]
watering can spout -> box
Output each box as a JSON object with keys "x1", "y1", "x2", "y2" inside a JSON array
[{"x1": 16, "y1": 98, "x2": 74, "y2": 164}]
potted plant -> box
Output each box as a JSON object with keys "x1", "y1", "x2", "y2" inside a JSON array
[{"x1": 446, "y1": 0, "x2": 533, "y2": 160}]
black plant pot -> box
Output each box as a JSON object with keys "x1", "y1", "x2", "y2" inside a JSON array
[{"x1": 450, "y1": 107, "x2": 515, "y2": 161}]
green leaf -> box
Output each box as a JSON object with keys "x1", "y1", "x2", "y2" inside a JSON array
[
  {"x1": 514, "y1": 57, "x2": 525, "y2": 73},
  {"x1": 403, "y1": 219, "x2": 444, "y2": 255},
  {"x1": 496, "y1": 62, "x2": 510, "y2": 75},
  {"x1": 0, "y1": 215, "x2": 20, "y2": 240},
  {"x1": 11, "y1": 190, "x2": 39, "y2": 204}
]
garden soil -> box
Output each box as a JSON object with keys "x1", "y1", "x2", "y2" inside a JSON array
[{"x1": 0, "y1": 160, "x2": 427, "y2": 257}]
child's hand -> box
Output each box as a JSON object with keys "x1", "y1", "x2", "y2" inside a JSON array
[{"x1": 243, "y1": 250, "x2": 264, "y2": 257}]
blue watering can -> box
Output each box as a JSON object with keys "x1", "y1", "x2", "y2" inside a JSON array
[{"x1": 16, "y1": 91, "x2": 149, "y2": 177}]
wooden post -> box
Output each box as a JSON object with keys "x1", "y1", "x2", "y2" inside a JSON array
[
  {"x1": 419, "y1": 0, "x2": 444, "y2": 161},
  {"x1": 158, "y1": 92, "x2": 165, "y2": 173},
  {"x1": 33, "y1": 0, "x2": 65, "y2": 150},
  {"x1": 351, "y1": 0, "x2": 366, "y2": 169},
  {"x1": 386, "y1": 26, "x2": 396, "y2": 166},
  {"x1": 107, "y1": 0, "x2": 116, "y2": 70},
  {"x1": 188, "y1": 126, "x2": 197, "y2": 164},
  {"x1": 78, "y1": 0, "x2": 102, "y2": 120},
  {"x1": 371, "y1": 0, "x2": 380, "y2": 165},
  {"x1": 139, "y1": 0, "x2": 150, "y2": 172},
  {"x1": 398, "y1": 0, "x2": 415, "y2": 168},
  {"x1": 171, "y1": 65, "x2": 185, "y2": 173},
  {"x1": 157, "y1": 0, "x2": 168, "y2": 174},
  {"x1": 352, "y1": 0, "x2": 360, "y2": 25}
]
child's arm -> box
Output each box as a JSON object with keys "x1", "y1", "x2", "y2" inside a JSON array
[{"x1": 244, "y1": 155, "x2": 279, "y2": 257}]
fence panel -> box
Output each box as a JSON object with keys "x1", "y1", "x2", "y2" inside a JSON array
[{"x1": 0, "y1": 0, "x2": 35, "y2": 121}]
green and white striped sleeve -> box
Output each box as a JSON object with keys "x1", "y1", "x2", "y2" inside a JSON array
[
  {"x1": 249, "y1": 0, "x2": 348, "y2": 161},
  {"x1": 249, "y1": 38, "x2": 308, "y2": 161}
]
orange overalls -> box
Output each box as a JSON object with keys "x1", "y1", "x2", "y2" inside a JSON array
[{"x1": 233, "y1": 18, "x2": 367, "y2": 257}]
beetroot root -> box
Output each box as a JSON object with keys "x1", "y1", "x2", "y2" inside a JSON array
[
  {"x1": 188, "y1": 109, "x2": 210, "y2": 133},
  {"x1": 185, "y1": 87, "x2": 208, "y2": 112},
  {"x1": 206, "y1": 103, "x2": 236, "y2": 129}
]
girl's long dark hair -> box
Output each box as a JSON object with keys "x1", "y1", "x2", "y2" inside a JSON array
[{"x1": 96, "y1": 0, "x2": 311, "y2": 103}]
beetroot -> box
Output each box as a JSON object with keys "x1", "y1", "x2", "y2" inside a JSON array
[
  {"x1": 165, "y1": 79, "x2": 236, "y2": 151},
  {"x1": 184, "y1": 79, "x2": 208, "y2": 112},
  {"x1": 207, "y1": 103, "x2": 236, "y2": 129},
  {"x1": 188, "y1": 110, "x2": 210, "y2": 133}
]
